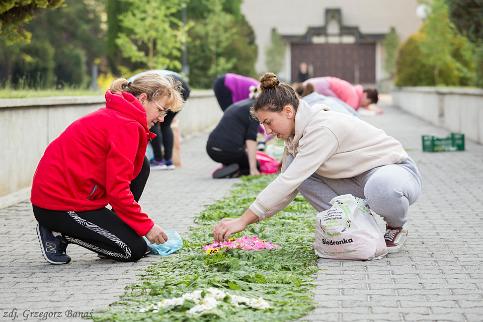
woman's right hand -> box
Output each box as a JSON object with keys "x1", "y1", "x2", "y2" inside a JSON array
[
  {"x1": 213, "y1": 209, "x2": 260, "y2": 241},
  {"x1": 146, "y1": 224, "x2": 168, "y2": 244},
  {"x1": 213, "y1": 218, "x2": 247, "y2": 242}
]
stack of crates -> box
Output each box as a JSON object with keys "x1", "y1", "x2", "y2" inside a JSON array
[{"x1": 421, "y1": 132, "x2": 465, "y2": 152}]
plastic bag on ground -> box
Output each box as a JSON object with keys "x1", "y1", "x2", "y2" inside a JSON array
[
  {"x1": 314, "y1": 194, "x2": 387, "y2": 260},
  {"x1": 144, "y1": 229, "x2": 183, "y2": 256}
]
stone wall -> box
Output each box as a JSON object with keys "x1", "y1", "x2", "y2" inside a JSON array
[
  {"x1": 392, "y1": 87, "x2": 483, "y2": 144},
  {"x1": 0, "y1": 91, "x2": 220, "y2": 197}
]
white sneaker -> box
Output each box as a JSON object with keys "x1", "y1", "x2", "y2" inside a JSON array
[
  {"x1": 150, "y1": 163, "x2": 166, "y2": 171},
  {"x1": 384, "y1": 227, "x2": 408, "y2": 253},
  {"x1": 150, "y1": 160, "x2": 175, "y2": 170},
  {"x1": 159, "y1": 164, "x2": 176, "y2": 170}
]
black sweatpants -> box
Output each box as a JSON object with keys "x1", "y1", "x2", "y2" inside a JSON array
[
  {"x1": 33, "y1": 157, "x2": 150, "y2": 262},
  {"x1": 213, "y1": 75, "x2": 233, "y2": 112},
  {"x1": 206, "y1": 144, "x2": 251, "y2": 175}
]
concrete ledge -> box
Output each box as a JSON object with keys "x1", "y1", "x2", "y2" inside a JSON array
[
  {"x1": 0, "y1": 91, "x2": 215, "y2": 109},
  {"x1": 0, "y1": 96, "x2": 104, "y2": 109},
  {"x1": 0, "y1": 187, "x2": 30, "y2": 209},
  {"x1": 392, "y1": 87, "x2": 483, "y2": 144},
  {"x1": 391, "y1": 87, "x2": 483, "y2": 96},
  {"x1": 0, "y1": 90, "x2": 220, "y2": 198}
]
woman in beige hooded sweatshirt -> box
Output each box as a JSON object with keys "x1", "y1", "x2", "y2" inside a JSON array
[{"x1": 213, "y1": 73, "x2": 422, "y2": 253}]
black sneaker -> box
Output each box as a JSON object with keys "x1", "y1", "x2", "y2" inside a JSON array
[
  {"x1": 36, "y1": 224, "x2": 71, "y2": 264},
  {"x1": 212, "y1": 164, "x2": 240, "y2": 179}
]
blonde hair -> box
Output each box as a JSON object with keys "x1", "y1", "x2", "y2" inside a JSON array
[{"x1": 109, "y1": 73, "x2": 184, "y2": 112}]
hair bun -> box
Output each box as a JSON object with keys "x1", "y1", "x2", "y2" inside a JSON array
[{"x1": 260, "y1": 72, "x2": 279, "y2": 91}]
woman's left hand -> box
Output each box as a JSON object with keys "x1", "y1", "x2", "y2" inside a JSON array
[{"x1": 213, "y1": 218, "x2": 247, "y2": 241}]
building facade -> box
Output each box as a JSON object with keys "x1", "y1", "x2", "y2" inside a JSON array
[{"x1": 241, "y1": 0, "x2": 423, "y2": 86}]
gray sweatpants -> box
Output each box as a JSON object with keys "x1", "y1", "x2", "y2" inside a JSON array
[{"x1": 291, "y1": 156, "x2": 422, "y2": 228}]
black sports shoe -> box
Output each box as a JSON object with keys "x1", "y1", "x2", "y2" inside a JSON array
[
  {"x1": 212, "y1": 164, "x2": 240, "y2": 179},
  {"x1": 36, "y1": 224, "x2": 71, "y2": 264}
]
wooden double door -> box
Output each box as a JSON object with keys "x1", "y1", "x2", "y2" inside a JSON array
[{"x1": 291, "y1": 43, "x2": 376, "y2": 84}]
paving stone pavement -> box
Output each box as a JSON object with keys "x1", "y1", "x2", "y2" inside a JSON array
[
  {"x1": 1, "y1": 103, "x2": 483, "y2": 322},
  {"x1": 302, "y1": 104, "x2": 483, "y2": 322},
  {"x1": 0, "y1": 134, "x2": 239, "y2": 321}
]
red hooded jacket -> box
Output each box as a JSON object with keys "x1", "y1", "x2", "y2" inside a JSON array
[{"x1": 31, "y1": 91, "x2": 155, "y2": 236}]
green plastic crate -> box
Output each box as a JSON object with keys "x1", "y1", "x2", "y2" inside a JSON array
[{"x1": 421, "y1": 132, "x2": 465, "y2": 152}]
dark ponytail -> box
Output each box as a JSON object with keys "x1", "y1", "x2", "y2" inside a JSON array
[{"x1": 253, "y1": 73, "x2": 299, "y2": 113}]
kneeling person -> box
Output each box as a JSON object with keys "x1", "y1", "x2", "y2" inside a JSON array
[
  {"x1": 213, "y1": 73, "x2": 422, "y2": 254},
  {"x1": 31, "y1": 73, "x2": 183, "y2": 264},
  {"x1": 207, "y1": 98, "x2": 260, "y2": 178}
]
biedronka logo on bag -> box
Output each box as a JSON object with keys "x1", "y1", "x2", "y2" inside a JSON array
[{"x1": 314, "y1": 194, "x2": 387, "y2": 260}]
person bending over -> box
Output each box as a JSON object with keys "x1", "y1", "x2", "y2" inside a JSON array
[
  {"x1": 213, "y1": 73, "x2": 259, "y2": 112},
  {"x1": 207, "y1": 98, "x2": 260, "y2": 178},
  {"x1": 303, "y1": 76, "x2": 379, "y2": 111},
  {"x1": 214, "y1": 73, "x2": 422, "y2": 254},
  {"x1": 31, "y1": 73, "x2": 183, "y2": 264},
  {"x1": 130, "y1": 70, "x2": 191, "y2": 170}
]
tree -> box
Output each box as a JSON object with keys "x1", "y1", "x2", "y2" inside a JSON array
[
  {"x1": 446, "y1": 0, "x2": 482, "y2": 44},
  {"x1": 382, "y1": 27, "x2": 400, "y2": 79},
  {"x1": 106, "y1": 0, "x2": 129, "y2": 75},
  {"x1": 446, "y1": 0, "x2": 483, "y2": 87},
  {"x1": 395, "y1": 0, "x2": 476, "y2": 87},
  {"x1": 0, "y1": 37, "x2": 21, "y2": 85},
  {"x1": 396, "y1": 33, "x2": 437, "y2": 86},
  {"x1": 28, "y1": 0, "x2": 105, "y2": 87},
  {"x1": 186, "y1": 0, "x2": 257, "y2": 88},
  {"x1": 12, "y1": 40, "x2": 55, "y2": 88},
  {"x1": 187, "y1": 0, "x2": 236, "y2": 88},
  {"x1": 0, "y1": 0, "x2": 63, "y2": 44},
  {"x1": 1, "y1": 0, "x2": 106, "y2": 88},
  {"x1": 224, "y1": 15, "x2": 257, "y2": 78},
  {"x1": 265, "y1": 28, "x2": 285, "y2": 74},
  {"x1": 115, "y1": 0, "x2": 188, "y2": 73},
  {"x1": 54, "y1": 45, "x2": 87, "y2": 87},
  {"x1": 419, "y1": 0, "x2": 457, "y2": 84}
]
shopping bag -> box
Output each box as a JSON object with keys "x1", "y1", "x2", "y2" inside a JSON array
[{"x1": 314, "y1": 194, "x2": 387, "y2": 260}]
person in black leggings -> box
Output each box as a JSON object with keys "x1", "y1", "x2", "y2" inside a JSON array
[
  {"x1": 130, "y1": 70, "x2": 191, "y2": 170},
  {"x1": 33, "y1": 157, "x2": 151, "y2": 262},
  {"x1": 31, "y1": 73, "x2": 184, "y2": 264},
  {"x1": 213, "y1": 73, "x2": 258, "y2": 112},
  {"x1": 206, "y1": 98, "x2": 260, "y2": 178}
]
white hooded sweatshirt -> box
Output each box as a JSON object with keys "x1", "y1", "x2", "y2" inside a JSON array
[{"x1": 249, "y1": 100, "x2": 408, "y2": 220}]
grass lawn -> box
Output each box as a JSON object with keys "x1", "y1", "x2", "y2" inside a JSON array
[{"x1": 94, "y1": 175, "x2": 319, "y2": 322}]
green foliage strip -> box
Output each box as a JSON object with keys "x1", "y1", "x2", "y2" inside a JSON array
[{"x1": 94, "y1": 175, "x2": 319, "y2": 322}]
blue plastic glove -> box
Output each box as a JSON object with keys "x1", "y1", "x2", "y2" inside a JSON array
[{"x1": 144, "y1": 229, "x2": 183, "y2": 256}]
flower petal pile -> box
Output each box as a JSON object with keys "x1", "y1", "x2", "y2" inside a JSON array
[
  {"x1": 138, "y1": 288, "x2": 270, "y2": 316},
  {"x1": 203, "y1": 235, "x2": 279, "y2": 254}
]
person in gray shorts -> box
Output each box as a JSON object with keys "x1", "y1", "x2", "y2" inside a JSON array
[{"x1": 213, "y1": 72, "x2": 422, "y2": 254}]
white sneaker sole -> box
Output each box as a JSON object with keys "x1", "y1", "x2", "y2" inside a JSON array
[
  {"x1": 386, "y1": 230, "x2": 408, "y2": 254},
  {"x1": 36, "y1": 224, "x2": 70, "y2": 265},
  {"x1": 151, "y1": 165, "x2": 176, "y2": 170},
  {"x1": 159, "y1": 165, "x2": 176, "y2": 170}
]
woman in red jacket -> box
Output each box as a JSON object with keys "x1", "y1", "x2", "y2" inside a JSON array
[{"x1": 31, "y1": 73, "x2": 183, "y2": 264}]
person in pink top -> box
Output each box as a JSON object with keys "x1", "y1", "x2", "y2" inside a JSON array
[
  {"x1": 303, "y1": 76, "x2": 379, "y2": 111},
  {"x1": 213, "y1": 73, "x2": 259, "y2": 111}
]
